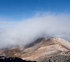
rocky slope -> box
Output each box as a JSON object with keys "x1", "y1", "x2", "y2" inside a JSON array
[{"x1": 0, "y1": 37, "x2": 70, "y2": 62}]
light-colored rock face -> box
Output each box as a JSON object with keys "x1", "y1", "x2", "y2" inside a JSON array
[
  {"x1": 51, "y1": 37, "x2": 70, "y2": 49},
  {"x1": 0, "y1": 37, "x2": 70, "y2": 61}
]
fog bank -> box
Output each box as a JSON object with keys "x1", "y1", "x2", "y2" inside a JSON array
[{"x1": 0, "y1": 13, "x2": 70, "y2": 49}]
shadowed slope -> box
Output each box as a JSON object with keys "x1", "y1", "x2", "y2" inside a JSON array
[{"x1": 0, "y1": 56, "x2": 36, "y2": 62}]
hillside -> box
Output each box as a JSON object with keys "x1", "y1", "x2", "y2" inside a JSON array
[{"x1": 0, "y1": 37, "x2": 70, "y2": 62}]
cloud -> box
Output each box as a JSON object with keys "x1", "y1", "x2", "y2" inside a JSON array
[
  {"x1": 0, "y1": 22, "x2": 14, "y2": 23},
  {"x1": 0, "y1": 13, "x2": 70, "y2": 49}
]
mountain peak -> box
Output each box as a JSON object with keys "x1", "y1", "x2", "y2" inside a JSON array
[{"x1": 0, "y1": 37, "x2": 70, "y2": 62}]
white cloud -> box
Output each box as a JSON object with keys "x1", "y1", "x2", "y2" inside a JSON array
[{"x1": 0, "y1": 13, "x2": 70, "y2": 49}]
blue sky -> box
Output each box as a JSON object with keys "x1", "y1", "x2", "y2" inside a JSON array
[{"x1": 0, "y1": 0, "x2": 70, "y2": 28}]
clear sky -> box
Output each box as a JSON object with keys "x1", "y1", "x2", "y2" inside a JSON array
[{"x1": 0, "y1": 0, "x2": 70, "y2": 28}]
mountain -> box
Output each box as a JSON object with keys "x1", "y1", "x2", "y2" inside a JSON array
[{"x1": 0, "y1": 37, "x2": 70, "y2": 62}]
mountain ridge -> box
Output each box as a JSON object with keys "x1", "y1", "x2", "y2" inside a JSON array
[{"x1": 0, "y1": 37, "x2": 70, "y2": 62}]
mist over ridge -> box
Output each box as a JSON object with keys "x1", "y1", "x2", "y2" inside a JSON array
[{"x1": 0, "y1": 13, "x2": 70, "y2": 49}]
